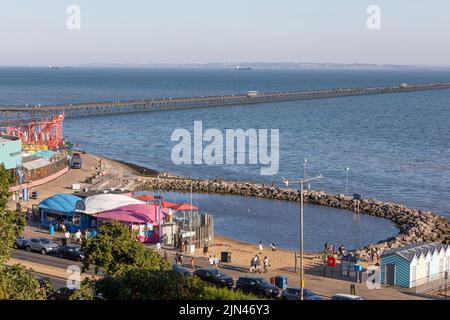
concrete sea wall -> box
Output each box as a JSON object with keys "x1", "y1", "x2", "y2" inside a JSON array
[{"x1": 135, "y1": 177, "x2": 450, "y2": 259}]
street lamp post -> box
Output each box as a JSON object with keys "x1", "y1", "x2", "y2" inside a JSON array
[{"x1": 283, "y1": 174, "x2": 322, "y2": 300}]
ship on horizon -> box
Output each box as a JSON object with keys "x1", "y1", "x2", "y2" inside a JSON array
[
  {"x1": 235, "y1": 65, "x2": 252, "y2": 71},
  {"x1": 48, "y1": 65, "x2": 65, "y2": 70}
]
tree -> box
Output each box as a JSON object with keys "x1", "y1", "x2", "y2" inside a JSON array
[
  {"x1": 81, "y1": 221, "x2": 170, "y2": 276},
  {"x1": 0, "y1": 164, "x2": 26, "y2": 263},
  {"x1": 0, "y1": 165, "x2": 46, "y2": 300},
  {"x1": 73, "y1": 269, "x2": 254, "y2": 300}
]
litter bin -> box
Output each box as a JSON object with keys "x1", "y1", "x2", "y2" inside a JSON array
[
  {"x1": 221, "y1": 251, "x2": 231, "y2": 263},
  {"x1": 49, "y1": 225, "x2": 55, "y2": 235},
  {"x1": 275, "y1": 276, "x2": 287, "y2": 290}
]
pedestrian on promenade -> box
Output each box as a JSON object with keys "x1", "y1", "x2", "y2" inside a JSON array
[
  {"x1": 250, "y1": 258, "x2": 255, "y2": 273},
  {"x1": 75, "y1": 230, "x2": 82, "y2": 244},
  {"x1": 191, "y1": 256, "x2": 196, "y2": 271},
  {"x1": 258, "y1": 241, "x2": 263, "y2": 253},
  {"x1": 256, "y1": 256, "x2": 261, "y2": 274},
  {"x1": 203, "y1": 240, "x2": 209, "y2": 260},
  {"x1": 163, "y1": 250, "x2": 168, "y2": 261},
  {"x1": 156, "y1": 242, "x2": 161, "y2": 251},
  {"x1": 263, "y1": 256, "x2": 270, "y2": 273},
  {"x1": 208, "y1": 255, "x2": 214, "y2": 268},
  {"x1": 271, "y1": 243, "x2": 276, "y2": 251},
  {"x1": 61, "y1": 221, "x2": 66, "y2": 233},
  {"x1": 174, "y1": 253, "x2": 179, "y2": 265},
  {"x1": 64, "y1": 230, "x2": 70, "y2": 245},
  {"x1": 214, "y1": 255, "x2": 220, "y2": 269},
  {"x1": 179, "y1": 254, "x2": 183, "y2": 265}
]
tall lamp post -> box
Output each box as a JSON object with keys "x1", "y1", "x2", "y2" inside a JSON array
[{"x1": 283, "y1": 174, "x2": 322, "y2": 300}]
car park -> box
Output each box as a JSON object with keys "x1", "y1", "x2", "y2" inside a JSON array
[
  {"x1": 235, "y1": 276, "x2": 280, "y2": 298},
  {"x1": 281, "y1": 288, "x2": 323, "y2": 300},
  {"x1": 56, "y1": 245, "x2": 84, "y2": 261},
  {"x1": 193, "y1": 268, "x2": 234, "y2": 289},
  {"x1": 26, "y1": 237, "x2": 59, "y2": 255}
]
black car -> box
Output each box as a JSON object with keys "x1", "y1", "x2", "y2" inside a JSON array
[
  {"x1": 173, "y1": 264, "x2": 191, "y2": 277},
  {"x1": 281, "y1": 288, "x2": 323, "y2": 300},
  {"x1": 193, "y1": 268, "x2": 234, "y2": 289},
  {"x1": 235, "y1": 276, "x2": 280, "y2": 298},
  {"x1": 13, "y1": 236, "x2": 28, "y2": 250},
  {"x1": 56, "y1": 245, "x2": 84, "y2": 261},
  {"x1": 48, "y1": 287, "x2": 75, "y2": 300}
]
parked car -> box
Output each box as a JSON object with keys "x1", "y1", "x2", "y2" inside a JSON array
[
  {"x1": 70, "y1": 152, "x2": 83, "y2": 169},
  {"x1": 14, "y1": 236, "x2": 28, "y2": 249},
  {"x1": 235, "y1": 276, "x2": 280, "y2": 298},
  {"x1": 35, "y1": 276, "x2": 52, "y2": 288},
  {"x1": 193, "y1": 268, "x2": 234, "y2": 289},
  {"x1": 48, "y1": 287, "x2": 75, "y2": 300},
  {"x1": 331, "y1": 293, "x2": 365, "y2": 300},
  {"x1": 56, "y1": 245, "x2": 84, "y2": 261},
  {"x1": 173, "y1": 264, "x2": 191, "y2": 277},
  {"x1": 281, "y1": 288, "x2": 323, "y2": 300},
  {"x1": 27, "y1": 237, "x2": 59, "y2": 255}
]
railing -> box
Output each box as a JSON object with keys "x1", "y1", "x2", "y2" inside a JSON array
[{"x1": 412, "y1": 270, "x2": 450, "y2": 293}]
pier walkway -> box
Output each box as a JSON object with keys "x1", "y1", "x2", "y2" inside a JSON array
[{"x1": 1, "y1": 82, "x2": 450, "y2": 122}]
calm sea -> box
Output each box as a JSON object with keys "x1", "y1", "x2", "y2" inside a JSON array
[{"x1": 2, "y1": 67, "x2": 449, "y2": 249}]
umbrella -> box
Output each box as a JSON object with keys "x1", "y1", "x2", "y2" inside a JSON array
[
  {"x1": 160, "y1": 201, "x2": 179, "y2": 209},
  {"x1": 174, "y1": 203, "x2": 198, "y2": 211},
  {"x1": 134, "y1": 194, "x2": 156, "y2": 201}
]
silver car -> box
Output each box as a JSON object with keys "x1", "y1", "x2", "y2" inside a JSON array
[{"x1": 27, "y1": 237, "x2": 59, "y2": 255}]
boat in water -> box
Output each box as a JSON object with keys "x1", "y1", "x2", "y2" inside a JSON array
[{"x1": 235, "y1": 66, "x2": 252, "y2": 71}]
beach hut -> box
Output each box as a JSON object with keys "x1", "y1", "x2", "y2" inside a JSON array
[
  {"x1": 82, "y1": 193, "x2": 144, "y2": 215},
  {"x1": 38, "y1": 194, "x2": 88, "y2": 232},
  {"x1": 94, "y1": 204, "x2": 168, "y2": 243},
  {"x1": 380, "y1": 242, "x2": 450, "y2": 288}
]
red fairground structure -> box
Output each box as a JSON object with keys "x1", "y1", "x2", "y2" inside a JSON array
[{"x1": 0, "y1": 113, "x2": 64, "y2": 150}]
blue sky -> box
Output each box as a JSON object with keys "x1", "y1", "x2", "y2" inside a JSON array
[{"x1": 0, "y1": 0, "x2": 449, "y2": 65}]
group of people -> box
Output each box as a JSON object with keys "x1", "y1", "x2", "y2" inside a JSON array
[
  {"x1": 324, "y1": 242, "x2": 347, "y2": 257},
  {"x1": 258, "y1": 241, "x2": 276, "y2": 253},
  {"x1": 207, "y1": 255, "x2": 220, "y2": 269},
  {"x1": 250, "y1": 255, "x2": 270, "y2": 273},
  {"x1": 63, "y1": 228, "x2": 97, "y2": 245}
]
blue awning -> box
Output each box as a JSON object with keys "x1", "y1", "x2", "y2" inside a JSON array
[{"x1": 39, "y1": 194, "x2": 85, "y2": 213}]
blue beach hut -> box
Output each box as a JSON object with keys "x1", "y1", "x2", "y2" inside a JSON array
[
  {"x1": 380, "y1": 242, "x2": 450, "y2": 288},
  {"x1": 38, "y1": 194, "x2": 88, "y2": 232}
]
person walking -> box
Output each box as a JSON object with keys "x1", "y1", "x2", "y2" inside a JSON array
[
  {"x1": 256, "y1": 255, "x2": 261, "y2": 274},
  {"x1": 75, "y1": 229, "x2": 82, "y2": 244},
  {"x1": 190, "y1": 256, "x2": 196, "y2": 271},
  {"x1": 271, "y1": 243, "x2": 276, "y2": 251},
  {"x1": 203, "y1": 241, "x2": 209, "y2": 260},
  {"x1": 63, "y1": 230, "x2": 70, "y2": 246},
  {"x1": 263, "y1": 256, "x2": 270, "y2": 273},
  {"x1": 208, "y1": 255, "x2": 214, "y2": 268},
  {"x1": 258, "y1": 241, "x2": 263, "y2": 254},
  {"x1": 214, "y1": 255, "x2": 220, "y2": 269},
  {"x1": 179, "y1": 253, "x2": 183, "y2": 265},
  {"x1": 250, "y1": 258, "x2": 255, "y2": 273},
  {"x1": 61, "y1": 221, "x2": 66, "y2": 233},
  {"x1": 156, "y1": 242, "x2": 161, "y2": 251}
]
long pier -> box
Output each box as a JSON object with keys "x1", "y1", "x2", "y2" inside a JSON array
[{"x1": 1, "y1": 82, "x2": 450, "y2": 122}]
